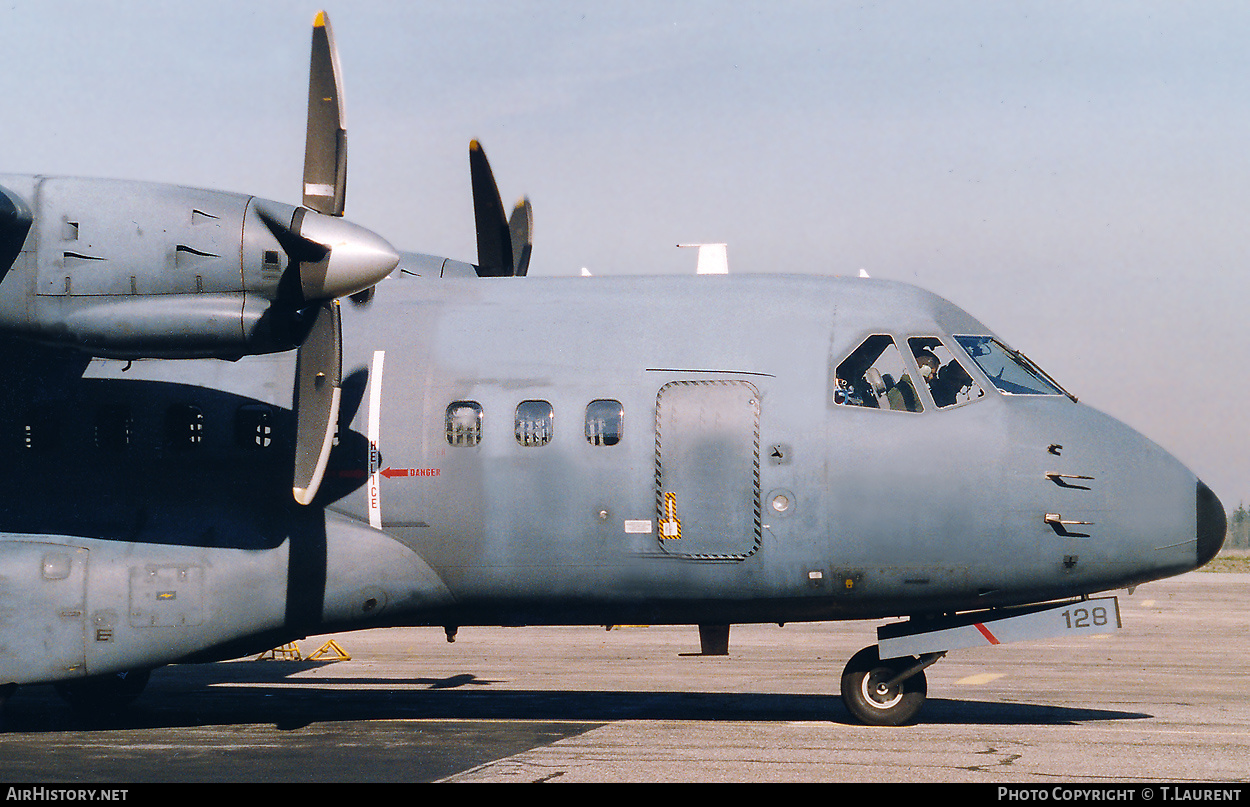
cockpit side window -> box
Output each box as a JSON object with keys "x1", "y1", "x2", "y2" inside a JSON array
[
  {"x1": 908, "y1": 337, "x2": 985, "y2": 409},
  {"x1": 953, "y1": 335, "x2": 1068, "y2": 396},
  {"x1": 834, "y1": 335, "x2": 924, "y2": 413}
]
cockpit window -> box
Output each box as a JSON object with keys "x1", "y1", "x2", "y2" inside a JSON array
[
  {"x1": 908, "y1": 337, "x2": 985, "y2": 409},
  {"x1": 834, "y1": 335, "x2": 924, "y2": 412},
  {"x1": 954, "y1": 335, "x2": 1068, "y2": 396}
]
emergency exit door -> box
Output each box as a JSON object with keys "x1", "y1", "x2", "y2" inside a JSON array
[{"x1": 655, "y1": 380, "x2": 761, "y2": 560}]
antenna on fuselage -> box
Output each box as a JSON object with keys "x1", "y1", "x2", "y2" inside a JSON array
[{"x1": 677, "y1": 243, "x2": 728, "y2": 274}]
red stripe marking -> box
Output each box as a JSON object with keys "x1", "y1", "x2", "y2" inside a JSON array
[{"x1": 974, "y1": 622, "x2": 1000, "y2": 645}]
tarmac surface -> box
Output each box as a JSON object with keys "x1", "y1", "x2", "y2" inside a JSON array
[{"x1": 0, "y1": 571, "x2": 1245, "y2": 783}]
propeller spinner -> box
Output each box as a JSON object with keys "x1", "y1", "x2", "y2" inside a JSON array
[
  {"x1": 0, "y1": 184, "x2": 32, "y2": 278},
  {"x1": 289, "y1": 11, "x2": 397, "y2": 505}
]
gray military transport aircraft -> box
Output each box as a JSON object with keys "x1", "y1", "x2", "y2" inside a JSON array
[{"x1": 0, "y1": 13, "x2": 1226, "y2": 726}]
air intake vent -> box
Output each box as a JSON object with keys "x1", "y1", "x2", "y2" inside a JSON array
[{"x1": 175, "y1": 244, "x2": 220, "y2": 270}]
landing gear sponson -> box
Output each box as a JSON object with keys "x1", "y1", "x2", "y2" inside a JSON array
[
  {"x1": 842, "y1": 596, "x2": 1121, "y2": 725},
  {"x1": 53, "y1": 669, "x2": 151, "y2": 718}
]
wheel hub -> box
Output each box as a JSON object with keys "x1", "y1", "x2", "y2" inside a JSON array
[{"x1": 862, "y1": 669, "x2": 904, "y2": 709}]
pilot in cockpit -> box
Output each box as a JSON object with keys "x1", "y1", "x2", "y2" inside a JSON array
[
  {"x1": 914, "y1": 347, "x2": 974, "y2": 407},
  {"x1": 933, "y1": 361, "x2": 975, "y2": 407},
  {"x1": 914, "y1": 350, "x2": 940, "y2": 385}
]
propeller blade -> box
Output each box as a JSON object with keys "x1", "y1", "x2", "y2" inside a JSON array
[
  {"x1": 292, "y1": 300, "x2": 343, "y2": 505},
  {"x1": 469, "y1": 140, "x2": 514, "y2": 277},
  {"x1": 509, "y1": 197, "x2": 533, "y2": 277},
  {"x1": 303, "y1": 11, "x2": 347, "y2": 217}
]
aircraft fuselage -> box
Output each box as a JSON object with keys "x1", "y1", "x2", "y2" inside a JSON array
[
  {"x1": 324, "y1": 273, "x2": 1216, "y2": 624},
  {"x1": 0, "y1": 271, "x2": 1220, "y2": 688}
]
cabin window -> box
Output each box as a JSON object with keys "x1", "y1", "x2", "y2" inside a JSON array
[
  {"x1": 907, "y1": 337, "x2": 985, "y2": 409},
  {"x1": 445, "y1": 401, "x2": 483, "y2": 447},
  {"x1": 165, "y1": 404, "x2": 205, "y2": 450},
  {"x1": 954, "y1": 336, "x2": 1067, "y2": 396},
  {"x1": 834, "y1": 335, "x2": 924, "y2": 412},
  {"x1": 94, "y1": 405, "x2": 133, "y2": 452},
  {"x1": 22, "y1": 407, "x2": 59, "y2": 452},
  {"x1": 515, "y1": 400, "x2": 553, "y2": 447},
  {"x1": 235, "y1": 404, "x2": 274, "y2": 450},
  {"x1": 585, "y1": 399, "x2": 623, "y2": 446}
]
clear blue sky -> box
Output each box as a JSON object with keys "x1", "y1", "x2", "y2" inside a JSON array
[{"x1": 3, "y1": 1, "x2": 1249, "y2": 510}]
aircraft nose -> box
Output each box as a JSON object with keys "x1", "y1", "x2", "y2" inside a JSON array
[{"x1": 1196, "y1": 480, "x2": 1226, "y2": 569}]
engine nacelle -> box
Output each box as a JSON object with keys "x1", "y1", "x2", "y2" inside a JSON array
[{"x1": 0, "y1": 175, "x2": 396, "y2": 358}]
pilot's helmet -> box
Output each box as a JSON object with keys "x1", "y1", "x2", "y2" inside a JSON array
[{"x1": 915, "y1": 350, "x2": 940, "y2": 380}]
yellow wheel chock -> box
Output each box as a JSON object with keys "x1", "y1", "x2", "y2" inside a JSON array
[
  {"x1": 254, "y1": 639, "x2": 350, "y2": 662},
  {"x1": 254, "y1": 643, "x2": 303, "y2": 661},
  {"x1": 306, "y1": 639, "x2": 351, "y2": 661}
]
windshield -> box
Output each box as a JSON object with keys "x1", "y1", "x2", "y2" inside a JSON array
[{"x1": 953, "y1": 336, "x2": 1069, "y2": 397}]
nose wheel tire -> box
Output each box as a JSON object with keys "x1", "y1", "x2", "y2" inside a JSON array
[{"x1": 840, "y1": 646, "x2": 927, "y2": 726}]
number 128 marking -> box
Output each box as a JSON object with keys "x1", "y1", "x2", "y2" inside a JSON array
[{"x1": 1061, "y1": 606, "x2": 1109, "y2": 629}]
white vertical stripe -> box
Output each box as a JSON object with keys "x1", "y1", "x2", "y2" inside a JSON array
[{"x1": 367, "y1": 350, "x2": 385, "y2": 529}]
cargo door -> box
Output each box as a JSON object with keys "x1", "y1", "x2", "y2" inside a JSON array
[{"x1": 655, "y1": 380, "x2": 761, "y2": 560}]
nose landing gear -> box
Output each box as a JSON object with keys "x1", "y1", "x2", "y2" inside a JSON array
[
  {"x1": 840, "y1": 646, "x2": 942, "y2": 726},
  {"x1": 842, "y1": 597, "x2": 1124, "y2": 725}
]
